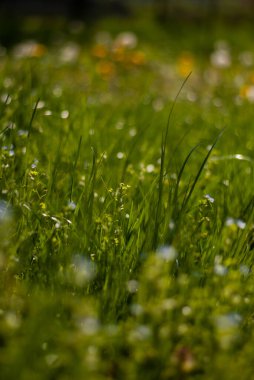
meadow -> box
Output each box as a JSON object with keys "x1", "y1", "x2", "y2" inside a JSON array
[{"x1": 1, "y1": 14, "x2": 254, "y2": 379}]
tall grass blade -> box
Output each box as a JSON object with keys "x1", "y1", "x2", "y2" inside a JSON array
[
  {"x1": 181, "y1": 130, "x2": 224, "y2": 213},
  {"x1": 152, "y1": 72, "x2": 192, "y2": 249},
  {"x1": 28, "y1": 98, "x2": 40, "y2": 138},
  {"x1": 69, "y1": 135, "x2": 82, "y2": 202}
]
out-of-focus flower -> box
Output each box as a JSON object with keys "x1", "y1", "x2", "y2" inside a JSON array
[
  {"x1": 72, "y1": 255, "x2": 96, "y2": 286},
  {"x1": 60, "y1": 110, "x2": 69, "y2": 119},
  {"x1": 225, "y1": 217, "x2": 246, "y2": 230},
  {"x1": 239, "y1": 51, "x2": 253, "y2": 67},
  {"x1": 214, "y1": 263, "x2": 228, "y2": 276},
  {"x1": 129, "y1": 51, "x2": 146, "y2": 66},
  {"x1": 116, "y1": 151, "x2": 124, "y2": 159},
  {"x1": 204, "y1": 194, "x2": 215, "y2": 203},
  {"x1": 91, "y1": 44, "x2": 108, "y2": 59},
  {"x1": 210, "y1": 42, "x2": 231, "y2": 68},
  {"x1": 114, "y1": 32, "x2": 138, "y2": 49},
  {"x1": 96, "y1": 61, "x2": 115, "y2": 78},
  {"x1": 156, "y1": 245, "x2": 177, "y2": 262},
  {"x1": 111, "y1": 46, "x2": 126, "y2": 62},
  {"x1": 240, "y1": 84, "x2": 254, "y2": 102},
  {"x1": 12, "y1": 40, "x2": 47, "y2": 58},
  {"x1": 59, "y1": 42, "x2": 80, "y2": 64},
  {"x1": 177, "y1": 52, "x2": 195, "y2": 77}
]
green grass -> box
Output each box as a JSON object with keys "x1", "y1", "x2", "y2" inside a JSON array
[{"x1": 1, "y1": 15, "x2": 254, "y2": 380}]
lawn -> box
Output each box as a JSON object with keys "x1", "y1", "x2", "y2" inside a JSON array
[{"x1": 0, "y1": 14, "x2": 254, "y2": 379}]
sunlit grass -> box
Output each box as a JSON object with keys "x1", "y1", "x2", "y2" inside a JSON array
[{"x1": 0, "y1": 16, "x2": 254, "y2": 380}]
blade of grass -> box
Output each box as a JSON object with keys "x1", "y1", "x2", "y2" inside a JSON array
[
  {"x1": 152, "y1": 72, "x2": 192, "y2": 249},
  {"x1": 181, "y1": 130, "x2": 225, "y2": 213},
  {"x1": 69, "y1": 135, "x2": 82, "y2": 202},
  {"x1": 172, "y1": 142, "x2": 202, "y2": 220},
  {"x1": 28, "y1": 98, "x2": 40, "y2": 138}
]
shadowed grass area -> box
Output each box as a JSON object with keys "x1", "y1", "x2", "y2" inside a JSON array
[{"x1": 0, "y1": 14, "x2": 254, "y2": 380}]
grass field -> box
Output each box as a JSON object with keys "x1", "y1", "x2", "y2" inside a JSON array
[{"x1": 1, "y1": 14, "x2": 254, "y2": 379}]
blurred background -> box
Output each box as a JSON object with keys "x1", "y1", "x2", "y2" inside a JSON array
[
  {"x1": 1, "y1": 0, "x2": 254, "y2": 21},
  {"x1": 1, "y1": 0, "x2": 254, "y2": 47}
]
